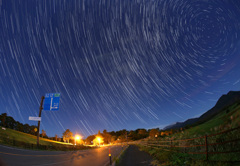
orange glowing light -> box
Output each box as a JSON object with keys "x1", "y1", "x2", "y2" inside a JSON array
[{"x1": 75, "y1": 135, "x2": 81, "y2": 140}]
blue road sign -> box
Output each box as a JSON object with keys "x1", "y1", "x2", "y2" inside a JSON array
[{"x1": 43, "y1": 93, "x2": 60, "y2": 111}]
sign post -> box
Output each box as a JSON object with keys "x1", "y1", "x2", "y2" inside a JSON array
[
  {"x1": 35, "y1": 93, "x2": 60, "y2": 148},
  {"x1": 37, "y1": 96, "x2": 45, "y2": 147}
]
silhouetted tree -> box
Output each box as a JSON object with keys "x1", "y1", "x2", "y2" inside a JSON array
[
  {"x1": 111, "y1": 136, "x2": 117, "y2": 143},
  {"x1": 128, "y1": 130, "x2": 138, "y2": 140},
  {"x1": 85, "y1": 135, "x2": 96, "y2": 145},
  {"x1": 116, "y1": 129, "x2": 127, "y2": 137},
  {"x1": 0, "y1": 113, "x2": 36, "y2": 136},
  {"x1": 149, "y1": 129, "x2": 159, "y2": 138},
  {"x1": 55, "y1": 134, "x2": 58, "y2": 141},
  {"x1": 6, "y1": 116, "x2": 16, "y2": 129},
  {"x1": 97, "y1": 130, "x2": 103, "y2": 137},
  {"x1": 138, "y1": 129, "x2": 147, "y2": 135},
  {"x1": 23, "y1": 124, "x2": 31, "y2": 133},
  {"x1": 0, "y1": 113, "x2": 7, "y2": 127},
  {"x1": 42, "y1": 130, "x2": 47, "y2": 138},
  {"x1": 102, "y1": 129, "x2": 111, "y2": 144},
  {"x1": 109, "y1": 131, "x2": 116, "y2": 136},
  {"x1": 103, "y1": 129, "x2": 107, "y2": 135},
  {"x1": 63, "y1": 129, "x2": 73, "y2": 143},
  {"x1": 30, "y1": 125, "x2": 37, "y2": 135},
  {"x1": 16, "y1": 121, "x2": 24, "y2": 132},
  {"x1": 137, "y1": 129, "x2": 148, "y2": 139}
]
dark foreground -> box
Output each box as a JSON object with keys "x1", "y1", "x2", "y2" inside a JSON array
[
  {"x1": 118, "y1": 145, "x2": 153, "y2": 166},
  {"x1": 0, "y1": 144, "x2": 125, "y2": 166}
]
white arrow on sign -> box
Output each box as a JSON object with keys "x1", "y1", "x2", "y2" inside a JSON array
[{"x1": 29, "y1": 116, "x2": 41, "y2": 121}]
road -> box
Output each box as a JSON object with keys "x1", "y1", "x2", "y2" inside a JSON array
[
  {"x1": 0, "y1": 144, "x2": 126, "y2": 166},
  {"x1": 118, "y1": 145, "x2": 153, "y2": 166}
]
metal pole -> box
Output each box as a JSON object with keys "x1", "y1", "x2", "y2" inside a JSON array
[
  {"x1": 126, "y1": 132, "x2": 128, "y2": 145},
  {"x1": 37, "y1": 96, "x2": 45, "y2": 147},
  {"x1": 109, "y1": 148, "x2": 112, "y2": 165}
]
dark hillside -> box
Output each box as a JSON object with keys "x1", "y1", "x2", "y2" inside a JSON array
[{"x1": 164, "y1": 91, "x2": 240, "y2": 130}]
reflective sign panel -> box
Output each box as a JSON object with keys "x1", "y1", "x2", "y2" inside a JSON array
[{"x1": 43, "y1": 93, "x2": 60, "y2": 111}]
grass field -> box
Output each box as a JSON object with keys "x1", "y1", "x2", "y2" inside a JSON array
[
  {"x1": 0, "y1": 127, "x2": 69, "y2": 145},
  {"x1": 0, "y1": 127, "x2": 90, "y2": 151}
]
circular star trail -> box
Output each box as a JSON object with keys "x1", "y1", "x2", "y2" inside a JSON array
[{"x1": 0, "y1": 0, "x2": 240, "y2": 137}]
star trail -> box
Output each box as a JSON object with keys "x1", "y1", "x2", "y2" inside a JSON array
[{"x1": 0, "y1": 0, "x2": 240, "y2": 138}]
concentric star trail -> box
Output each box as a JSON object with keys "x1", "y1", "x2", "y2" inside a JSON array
[{"x1": 0, "y1": 0, "x2": 240, "y2": 137}]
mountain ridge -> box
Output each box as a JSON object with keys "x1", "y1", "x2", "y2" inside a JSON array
[{"x1": 163, "y1": 91, "x2": 240, "y2": 130}]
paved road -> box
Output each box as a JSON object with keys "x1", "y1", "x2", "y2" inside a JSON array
[
  {"x1": 0, "y1": 144, "x2": 125, "y2": 166},
  {"x1": 118, "y1": 145, "x2": 153, "y2": 166}
]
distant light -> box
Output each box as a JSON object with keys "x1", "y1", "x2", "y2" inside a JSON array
[
  {"x1": 96, "y1": 137, "x2": 102, "y2": 146},
  {"x1": 75, "y1": 135, "x2": 82, "y2": 145},
  {"x1": 75, "y1": 135, "x2": 81, "y2": 140}
]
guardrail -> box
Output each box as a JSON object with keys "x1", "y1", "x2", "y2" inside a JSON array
[{"x1": 140, "y1": 126, "x2": 240, "y2": 162}]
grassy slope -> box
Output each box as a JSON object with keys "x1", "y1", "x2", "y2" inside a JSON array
[
  {"x1": 141, "y1": 102, "x2": 240, "y2": 165},
  {"x1": 173, "y1": 102, "x2": 240, "y2": 139},
  {"x1": 0, "y1": 127, "x2": 71, "y2": 146}
]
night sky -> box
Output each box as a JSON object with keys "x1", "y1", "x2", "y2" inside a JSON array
[{"x1": 0, "y1": 0, "x2": 240, "y2": 138}]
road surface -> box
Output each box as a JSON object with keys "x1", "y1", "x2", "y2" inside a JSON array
[
  {"x1": 118, "y1": 145, "x2": 153, "y2": 166},
  {"x1": 0, "y1": 144, "x2": 125, "y2": 166}
]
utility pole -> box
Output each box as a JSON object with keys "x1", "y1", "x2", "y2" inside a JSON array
[
  {"x1": 37, "y1": 96, "x2": 45, "y2": 147},
  {"x1": 126, "y1": 131, "x2": 128, "y2": 145}
]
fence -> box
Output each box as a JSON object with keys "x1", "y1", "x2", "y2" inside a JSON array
[{"x1": 140, "y1": 126, "x2": 240, "y2": 162}]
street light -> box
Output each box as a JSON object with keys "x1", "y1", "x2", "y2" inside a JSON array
[
  {"x1": 97, "y1": 137, "x2": 101, "y2": 146},
  {"x1": 75, "y1": 135, "x2": 81, "y2": 145}
]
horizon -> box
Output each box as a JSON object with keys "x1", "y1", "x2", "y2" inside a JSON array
[
  {"x1": 1, "y1": 90, "x2": 238, "y2": 138},
  {"x1": 0, "y1": 0, "x2": 240, "y2": 138}
]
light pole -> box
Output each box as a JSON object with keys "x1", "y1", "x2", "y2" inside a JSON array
[
  {"x1": 97, "y1": 137, "x2": 101, "y2": 146},
  {"x1": 75, "y1": 135, "x2": 81, "y2": 145}
]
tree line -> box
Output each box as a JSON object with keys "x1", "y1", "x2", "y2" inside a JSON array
[
  {"x1": 1, "y1": 112, "x2": 175, "y2": 145},
  {"x1": 83, "y1": 128, "x2": 161, "y2": 145},
  {"x1": 62, "y1": 127, "x2": 169, "y2": 145},
  {"x1": 0, "y1": 113, "x2": 39, "y2": 135},
  {"x1": 0, "y1": 113, "x2": 48, "y2": 138}
]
